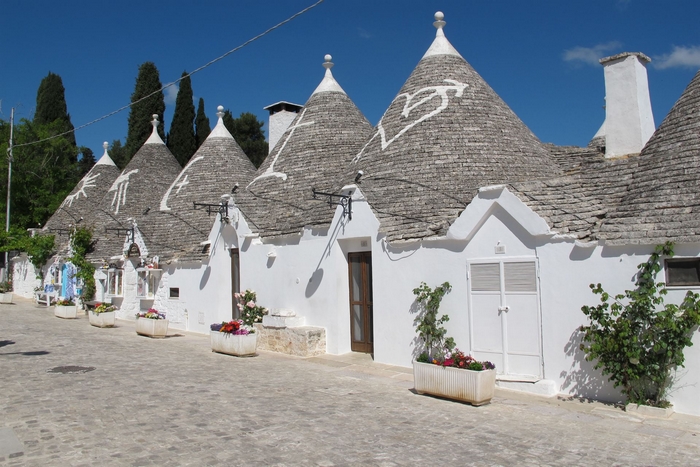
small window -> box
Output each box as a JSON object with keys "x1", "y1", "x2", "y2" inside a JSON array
[
  {"x1": 107, "y1": 269, "x2": 124, "y2": 296},
  {"x1": 169, "y1": 287, "x2": 180, "y2": 299},
  {"x1": 666, "y1": 259, "x2": 700, "y2": 286}
]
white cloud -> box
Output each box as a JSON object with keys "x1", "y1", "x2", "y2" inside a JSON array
[
  {"x1": 164, "y1": 83, "x2": 179, "y2": 105},
  {"x1": 653, "y1": 45, "x2": 700, "y2": 70},
  {"x1": 357, "y1": 27, "x2": 372, "y2": 39},
  {"x1": 563, "y1": 41, "x2": 622, "y2": 67}
]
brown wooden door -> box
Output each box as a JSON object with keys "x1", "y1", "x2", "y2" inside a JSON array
[
  {"x1": 348, "y1": 252, "x2": 373, "y2": 353},
  {"x1": 231, "y1": 248, "x2": 240, "y2": 320}
]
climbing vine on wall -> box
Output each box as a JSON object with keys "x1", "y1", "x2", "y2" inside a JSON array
[
  {"x1": 70, "y1": 227, "x2": 96, "y2": 301},
  {"x1": 412, "y1": 281, "x2": 455, "y2": 361},
  {"x1": 580, "y1": 242, "x2": 700, "y2": 407}
]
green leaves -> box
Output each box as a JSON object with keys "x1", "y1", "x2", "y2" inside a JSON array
[
  {"x1": 579, "y1": 242, "x2": 700, "y2": 406},
  {"x1": 70, "y1": 227, "x2": 95, "y2": 301},
  {"x1": 412, "y1": 281, "x2": 454, "y2": 359}
]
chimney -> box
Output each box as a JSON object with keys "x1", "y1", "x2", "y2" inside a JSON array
[
  {"x1": 597, "y1": 52, "x2": 655, "y2": 158},
  {"x1": 263, "y1": 101, "x2": 303, "y2": 154}
]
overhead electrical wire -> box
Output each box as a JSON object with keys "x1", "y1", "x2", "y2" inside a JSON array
[{"x1": 12, "y1": 0, "x2": 325, "y2": 149}]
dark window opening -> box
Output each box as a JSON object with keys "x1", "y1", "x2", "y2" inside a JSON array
[
  {"x1": 169, "y1": 287, "x2": 180, "y2": 299},
  {"x1": 666, "y1": 259, "x2": 700, "y2": 286}
]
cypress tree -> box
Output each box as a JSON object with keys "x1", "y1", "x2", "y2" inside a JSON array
[
  {"x1": 195, "y1": 98, "x2": 211, "y2": 149},
  {"x1": 167, "y1": 71, "x2": 196, "y2": 166},
  {"x1": 231, "y1": 112, "x2": 269, "y2": 168},
  {"x1": 34, "y1": 72, "x2": 76, "y2": 146},
  {"x1": 76, "y1": 147, "x2": 95, "y2": 177},
  {"x1": 109, "y1": 140, "x2": 128, "y2": 170},
  {"x1": 124, "y1": 62, "x2": 166, "y2": 162}
]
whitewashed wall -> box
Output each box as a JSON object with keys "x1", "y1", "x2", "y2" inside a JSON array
[{"x1": 106, "y1": 185, "x2": 700, "y2": 416}]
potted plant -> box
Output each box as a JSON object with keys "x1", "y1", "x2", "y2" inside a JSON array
[
  {"x1": 210, "y1": 320, "x2": 257, "y2": 356},
  {"x1": 235, "y1": 289, "x2": 268, "y2": 326},
  {"x1": 411, "y1": 281, "x2": 496, "y2": 406},
  {"x1": 0, "y1": 281, "x2": 12, "y2": 304},
  {"x1": 54, "y1": 297, "x2": 78, "y2": 319},
  {"x1": 135, "y1": 308, "x2": 168, "y2": 338},
  {"x1": 89, "y1": 302, "x2": 117, "y2": 328}
]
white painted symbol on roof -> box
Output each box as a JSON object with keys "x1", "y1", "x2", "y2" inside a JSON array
[
  {"x1": 160, "y1": 156, "x2": 205, "y2": 211},
  {"x1": 175, "y1": 176, "x2": 190, "y2": 194},
  {"x1": 61, "y1": 172, "x2": 101, "y2": 208},
  {"x1": 108, "y1": 169, "x2": 139, "y2": 214},
  {"x1": 352, "y1": 79, "x2": 467, "y2": 164},
  {"x1": 248, "y1": 108, "x2": 315, "y2": 188}
]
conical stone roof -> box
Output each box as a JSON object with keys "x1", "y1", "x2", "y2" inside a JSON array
[
  {"x1": 43, "y1": 143, "x2": 121, "y2": 250},
  {"x1": 599, "y1": 69, "x2": 700, "y2": 245},
  {"x1": 88, "y1": 116, "x2": 182, "y2": 261},
  {"x1": 346, "y1": 12, "x2": 561, "y2": 242},
  {"x1": 150, "y1": 107, "x2": 258, "y2": 262},
  {"x1": 236, "y1": 55, "x2": 373, "y2": 238}
]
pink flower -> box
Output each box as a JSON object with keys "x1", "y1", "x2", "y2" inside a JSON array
[
  {"x1": 237, "y1": 303, "x2": 244, "y2": 310},
  {"x1": 246, "y1": 301, "x2": 256, "y2": 308},
  {"x1": 234, "y1": 293, "x2": 241, "y2": 299}
]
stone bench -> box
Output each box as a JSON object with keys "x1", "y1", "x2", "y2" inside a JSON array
[
  {"x1": 35, "y1": 291, "x2": 57, "y2": 307},
  {"x1": 254, "y1": 323, "x2": 326, "y2": 357}
]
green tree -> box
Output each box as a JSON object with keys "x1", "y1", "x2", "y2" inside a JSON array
[
  {"x1": 77, "y1": 147, "x2": 95, "y2": 176},
  {"x1": 222, "y1": 110, "x2": 269, "y2": 168},
  {"x1": 0, "y1": 118, "x2": 81, "y2": 230},
  {"x1": 34, "y1": 72, "x2": 76, "y2": 147},
  {"x1": 167, "y1": 71, "x2": 197, "y2": 166},
  {"x1": 109, "y1": 139, "x2": 128, "y2": 169},
  {"x1": 124, "y1": 62, "x2": 165, "y2": 162},
  {"x1": 195, "y1": 98, "x2": 211, "y2": 149}
]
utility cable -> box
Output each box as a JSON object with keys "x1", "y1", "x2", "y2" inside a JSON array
[{"x1": 12, "y1": 0, "x2": 325, "y2": 149}]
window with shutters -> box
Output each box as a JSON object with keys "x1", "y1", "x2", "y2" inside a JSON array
[
  {"x1": 470, "y1": 263, "x2": 501, "y2": 291},
  {"x1": 504, "y1": 262, "x2": 537, "y2": 292}
]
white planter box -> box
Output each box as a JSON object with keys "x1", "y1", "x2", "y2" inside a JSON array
[
  {"x1": 210, "y1": 331, "x2": 257, "y2": 356},
  {"x1": 625, "y1": 403, "x2": 674, "y2": 418},
  {"x1": 136, "y1": 318, "x2": 169, "y2": 338},
  {"x1": 89, "y1": 311, "x2": 115, "y2": 328},
  {"x1": 54, "y1": 305, "x2": 77, "y2": 319},
  {"x1": 413, "y1": 361, "x2": 496, "y2": 406},
  {"x1": 0, "y1": 292, "x2": 13, "y2": 303}
]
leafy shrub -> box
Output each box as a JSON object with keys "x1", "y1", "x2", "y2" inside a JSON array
[{"x1": 580, "y1": 242, "x2": 700, "y2": 407}]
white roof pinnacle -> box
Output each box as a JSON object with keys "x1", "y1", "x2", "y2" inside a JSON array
[
  {"x1": 422, "y1": 11, "x2": 462, "y2": 59},
  {"x1": 311, "y1": 54, "x2": 346, "y2": 95},
  {"x1": 94, "y1": 141, "x2": 117, "y2": 166},
  {"x1": 145, "y1": 114, "x2": 165, "y2": 144},
  {"x1": 209, "y1": 105, "x2": 234, "y2": 138}
]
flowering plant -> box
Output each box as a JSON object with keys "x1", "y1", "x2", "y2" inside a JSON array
[
  {"x1": 417, "y1": 348, "x2": 495, "y2": 371},
  {"x1": 56, "y1": 297, "x2": 75, "y2": 306},
  {"x1": 234, "y1": 289, "x2": 268, "y2": 326},
  {"x1": 135, "y1": 308, "x2": 166, "y2": 320},
  {"x1": 94, "y1": 302, "x2": 117, "y2": 314},
  {"x1": 210, "y1": 319, "x2": 254, "y2": 335}
]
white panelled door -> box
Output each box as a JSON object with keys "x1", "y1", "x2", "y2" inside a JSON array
[{"x1": 468, "y1": 259, "x2": 542, "y2": 379}]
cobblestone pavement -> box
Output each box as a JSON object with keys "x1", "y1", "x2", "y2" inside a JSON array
[{"x1": 1, "y1": 298, "x2": 699, "y2": 466}]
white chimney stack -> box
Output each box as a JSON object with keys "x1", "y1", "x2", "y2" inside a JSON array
[
  {"x1": 596, "y1": 52, "x2": 655, "y2": 158},
  {"x1": 263, "y1": 101, "x2": 303, "y2": 154}
]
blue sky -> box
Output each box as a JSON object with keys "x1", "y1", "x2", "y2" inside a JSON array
[{"x1": 1, "y1": 0, "x2": 699, "y2": 157}]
